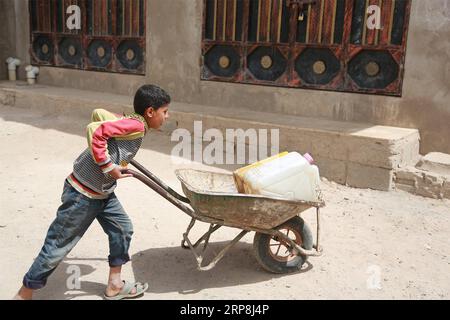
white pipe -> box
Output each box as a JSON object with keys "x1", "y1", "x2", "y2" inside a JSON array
[
  {"x1": 25, "y1": 65, "x2": 40, "y2": 85},
  {"x1": 6, "y1": 57, "x2": 21, "y2": 81}
]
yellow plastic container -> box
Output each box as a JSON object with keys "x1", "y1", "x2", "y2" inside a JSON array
[{"x1": 235, "y1": 152, "x2": 322, "y2": 202}]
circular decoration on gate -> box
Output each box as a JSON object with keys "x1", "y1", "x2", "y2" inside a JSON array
[
  {"x1": 97, "y1": 47, "x2": 105, "y2": 58},
  {"x1": 365, "y1": 61, "x2": 381, "y2": 77},
  {"x1": 247, "y1": 47, "x2": 287, "y2": 81},
  {"x1": 117, "y1": 40, "x2": 144, "y2": 70},
  {"x1": 59, "y1": 37, "x2": 82, "y2": 66},
  {"x1": 348, "y1": 50, "x2": 399, "y2": 89},
  {"x1": 204, "y1": 45, "x2": 240, "y2": 78},
  {"x1": 260, "y1": 55, "x2": 273, "y2": 69},
  {"x1": 312, "y1": 60, "x2": 327, "y2": 75},
  {"x1": 42, "y1": 44, "x2": 50, "y2": 54},
  {"x1": 87, "y1": 40, "x2": 113, "y2": 68},
  {"x1": 32, "y1": 35, "x2": 53, "y2": 63},
  {"x1": 68, "y1": 45, "x2": 76, "y2": 56},
  {"x1": 295, "y1": 48, "x2": 340, "y2": 85},
  {"x1": 219, "y1": 56, "x2": 231, "y2": 69},
  {"x1": 126, "y1": 49, "x2": 135, "y2": 61}
]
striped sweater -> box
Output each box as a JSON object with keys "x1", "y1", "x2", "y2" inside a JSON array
[{"x1": 67, "y1": 109, "x2": 149, "y2": 199}]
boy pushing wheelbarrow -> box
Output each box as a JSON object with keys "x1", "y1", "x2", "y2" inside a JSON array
[{"x1": 14, "y1": 84, "x2": 171, "y2": 300}]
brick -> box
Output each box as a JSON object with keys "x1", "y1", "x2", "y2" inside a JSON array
[
  {"x1": 443, "y1": 181, "x2": 450, "y2": 199},
  {"x1": 392, "y1": 133, "x2": 421, "y2": 168},
  {"x1": 394, "y1": 168, "x2": 419, "y2": 193},
  {"x1": 394, "y1": 168, "x2": 421, "y2": 183},
  {"x1": 315, "y1": 157, "x2": 346, "y2": 185},
  {"x1": 346, "y1": 131, "x2": 420, "y2": 170},
  {"x1": 414, "y1": 173, "x2": 445, "y2": 199},
  {"x1": 394, "y1": 177, "x2": 417, "y2": 191},
  {"x1": 310, "y1": 133, "x2": 347, "y2": 161},
  {"x1": 346, "y1": 135, "x2": 393, "y2": 169},
  {"x1": 423, "y1": 172, "x2": 445, "y2": 186},
  {"x1": 346, "y1": 163, "x2": 394, "y2": 191},
  {"x1": 394, "y1": 167, "x2": 450, "y2": 199},
  {"x1": 415, "y1": 185, "x2": 443, "y2": 199},
  {"x1": 395, "y1": 183, "x2": 417, "y2": 194}
]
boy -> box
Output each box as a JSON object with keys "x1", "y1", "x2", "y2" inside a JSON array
[{"x1": 14, "y1": 84, "x2": 171, "y2": 300}]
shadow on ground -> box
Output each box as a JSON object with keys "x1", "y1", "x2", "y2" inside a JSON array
[
  {"x1": 32, "y1": 241, "x2": 313, "y2": 299},
  {"x1": 130, "y1": 241, "x2": 313, "y2": 295},
  {"x1": 33, "y1": 259, "x2": 104, "y2": 300}
]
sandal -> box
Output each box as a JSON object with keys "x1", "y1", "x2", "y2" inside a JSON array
[{"x1": 104, "y1": 281, "x2": 148, "y2": 300}]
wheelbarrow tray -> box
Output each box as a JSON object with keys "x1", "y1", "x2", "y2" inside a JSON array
[{"x1": 175, "y1": 169, "x2": 324, "y2": 230}]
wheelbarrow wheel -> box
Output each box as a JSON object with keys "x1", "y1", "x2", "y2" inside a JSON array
[{"x1": 253, "y1": 216, "x2": 313, "y2": 274}]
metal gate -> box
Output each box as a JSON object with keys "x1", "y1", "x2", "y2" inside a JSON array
[
  {"x1": 29, "y1": 0, "x2": 146, "y2": 74},
  {"x1": 201, "y1": 0, "x2": 411, "y2": 96}
]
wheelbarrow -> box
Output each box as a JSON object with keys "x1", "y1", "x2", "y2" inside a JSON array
[{"x1": 126, "y1": 159, "x2": 324, "y2": 274}]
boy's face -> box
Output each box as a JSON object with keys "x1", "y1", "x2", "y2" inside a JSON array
[{"x1": 144, "y1": 104, "x2": 170, "y2": 130}]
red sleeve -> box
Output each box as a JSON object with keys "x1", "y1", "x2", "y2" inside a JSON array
[{"x1": 87, "y1": 118, "x2": 145, "y2": 173}]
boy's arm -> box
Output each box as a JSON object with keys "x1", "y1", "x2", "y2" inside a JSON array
[{"x1": 86, "y1": 117, "x2": 145, "y2": 174}]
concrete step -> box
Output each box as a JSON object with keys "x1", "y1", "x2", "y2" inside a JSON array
[
  {"x1": 416, "y1": 152, "x2": 450, "y2": 176},
  {"x1": 0, "y1": 81, "x2": 421, "y2": 191}
]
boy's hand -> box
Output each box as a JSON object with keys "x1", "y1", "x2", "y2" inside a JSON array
[{"x1": 108, "y1": 166, "x2": 133, "y2": 180}]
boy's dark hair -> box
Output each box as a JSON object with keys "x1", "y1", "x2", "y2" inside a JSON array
[{"x1": 134, "y1": 84, "x2": 171, "y2": 116}]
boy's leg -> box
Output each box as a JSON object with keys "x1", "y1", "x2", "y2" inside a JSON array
[
  {"x1": 21, "y1": 181, "x2": 100, "y2": 292},
  {"x1": 96, "y1": 194, "x2": 139, "y2": 297},
  {"x1": 97, "y1": 193, "x2": 134, "y2": 267}
]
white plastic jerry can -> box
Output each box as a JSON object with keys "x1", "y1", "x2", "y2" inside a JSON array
[
  {"x1": 242, "y1": 152, "x2": 321, "y2": 202},
  {"x1": 233, "y1": 152, "x2": 289, "y2": 193}
]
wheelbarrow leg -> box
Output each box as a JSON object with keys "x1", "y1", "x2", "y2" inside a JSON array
[
  {"x1": 314, "y1": 207, "x2": 321, "y2": 252},
  {"x1": 182, "y1": 226, "x2": 249, "y2": 271},
  {"x1": 181, "y1": 218, "x2": 197, "y2": 249},
  {"x1": 196, "y1": 230, "x2": 249, "y2": 271},
  {"x1": 201, "y1": 224, "x2": 216, "y2": 253},
  {"x1": 181, "y1": 218, "x2": 222, "y2": 249}
]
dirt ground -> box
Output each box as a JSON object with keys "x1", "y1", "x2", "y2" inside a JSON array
[{"x1": 0, "y1": 103, "x2": 449, "y2": 300}]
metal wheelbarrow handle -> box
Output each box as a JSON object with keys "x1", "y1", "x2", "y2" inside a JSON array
[
  {"x1": 123, "y1": 161, "x2": 196, "y2": 219},
  {"x1": 129, "y1": 159, "x2": 191, "y2": 204}
]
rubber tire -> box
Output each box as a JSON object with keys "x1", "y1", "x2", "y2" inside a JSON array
[{"x1": 253, "y1": 216, "x2": 313, "y2": 274}]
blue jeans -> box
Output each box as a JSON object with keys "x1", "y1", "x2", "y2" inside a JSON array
[{"x1": 23, "y1": 180, "x2": 134, "y2": 290}]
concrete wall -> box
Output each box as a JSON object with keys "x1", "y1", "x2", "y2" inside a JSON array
[
  {"x1": 6, "y1": 0, "x2": 450, "y2": 154},
  {"x1": 0, "y1": 0, "x2": 17, "y2": 80}
]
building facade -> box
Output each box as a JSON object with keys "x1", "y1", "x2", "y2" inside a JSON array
[{"x1": 1, "y1": 0, "x2": 449, "y2": 154}]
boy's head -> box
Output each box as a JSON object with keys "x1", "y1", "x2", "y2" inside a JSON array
[{"x1": 134, "y1": 84, "x2": 171, "y2": 130}]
